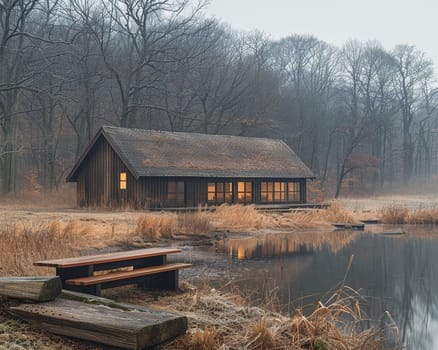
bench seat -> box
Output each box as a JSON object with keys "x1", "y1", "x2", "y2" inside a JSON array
[
  {"x1": 64, "y1": 263, "x2": 192, "y2": 295},
  {"x1": 66, "y1": 263, "x2": 192, "y2": 286}
]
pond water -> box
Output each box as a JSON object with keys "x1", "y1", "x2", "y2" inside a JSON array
[{"x1": 203, "y1": 227, "x2": 438, "y2": 350}]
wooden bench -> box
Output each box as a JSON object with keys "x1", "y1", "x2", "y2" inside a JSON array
[{"x1": 34, "y1": 248, "x2": 192, "y2": 296}]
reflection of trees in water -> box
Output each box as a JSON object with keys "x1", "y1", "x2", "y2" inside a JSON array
[
  {"x1": 335, "y1": 234, "x2": 438, "y2": 350},
  {"x1": 217, "y1": 231, "x2": 358, "y2": 260},
  {"x1": 218, "y1": 231, "x2": 438, "y2": 349}
]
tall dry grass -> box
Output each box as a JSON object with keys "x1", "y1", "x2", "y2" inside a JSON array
[
  {"x1": 323, "y1": 202, "x2": 357, "y2": 223},
  {"x1": 135, "y1": 209, "x2": 215, "y2": 241},
  {"x1": 380, "y1": 206, "x2": 438, "y2": 224},
  {"x1": 158, "y1": 286, "x2": 400, "y2": 350},
  {"x1": 213, "y1": 204, "x2": 275, "y2": 230},
  {"x1": 178, "y1": 210, "x2": 213, "y2": 236},
  {"x1": 134, "y1": 203, "x2": 363, "y2": 242},
  {"x1": 135, "y1": 205, "x2": 276, "y2": 241},
  {"x1": 135, "y1": 213, "x2": 178, "y2": 240},
  {"x1": 0, "y1": 221, "x2": 79, "y2": 276}
]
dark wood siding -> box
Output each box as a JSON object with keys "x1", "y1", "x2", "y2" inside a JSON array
[
  {"x1": 76, "y1": 136, "x2": 130, "y2": 207},
  {"x1": 75, "y1": 136, "x2": 308, "y2": 208}
]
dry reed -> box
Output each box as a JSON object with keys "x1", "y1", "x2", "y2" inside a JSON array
[
  {"x1": 135, "y1": 213, "x2": 178, "y2": 240},
  {"x1": 151, "y1": 286, "x2": 399, "y2": 350},
  {"x1": 0, "y1": 221, "x2": 78, "y2": 276},
  {"x1": 380, "y1": 206, "x2": 438, "y2": 224},
  {"x1": 323, "y1": 203, "x2": 357, "y2": 224},
  {"x1": 213, "y1": 204, "x2": 275, "y2": 230},
  {"x1": 178, "y1": 210, "x2": 213, "y2": 235},
  {"x1": 189, "y1": 327, "x2": 221, "y2": 350}
]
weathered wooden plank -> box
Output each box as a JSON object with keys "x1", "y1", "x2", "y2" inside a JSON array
[
  {"x1": 0, "y1": 276, "x2": 61, "y2": 302},
  {"x1": 9, "y1": 298, "x2": 188, "y2": 350}
]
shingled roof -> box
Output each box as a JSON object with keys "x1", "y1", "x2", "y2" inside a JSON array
[{"x1": 67, "y1": 126, "x2": 314, "y2": 181}]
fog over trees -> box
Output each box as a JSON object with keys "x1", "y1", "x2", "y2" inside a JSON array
[{"x1": 1, "y1": 0, "x2": 437, "y2": 196}]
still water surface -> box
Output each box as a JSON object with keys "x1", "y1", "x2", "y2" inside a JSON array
[{"x1": 207, "y1": 227, "x2": 438, "y2": 350}]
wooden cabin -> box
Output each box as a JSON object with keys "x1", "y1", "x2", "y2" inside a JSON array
[{"x1": 66, "y1": 126, "x2": 314, "y2": 208}]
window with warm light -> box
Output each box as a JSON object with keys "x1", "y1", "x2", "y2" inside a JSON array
[
  {"x1": 237, "y1": 181, "x2": 252, "y2": 203},
  {"x1": 261, "y1": 182, "x2": 286, "y2": 202},
  {"x1": 120, "y1": 172, "x2": 127, "y2": 190},
  {"x1": 208, "y1": 182, "x2": 233, "y2": 204},
  {"x1": 288, "y1": 182, "x2": 300, "y2": 202},
  {"x1": 261, "y1": 182, "x2": 298, "y2": 202}
]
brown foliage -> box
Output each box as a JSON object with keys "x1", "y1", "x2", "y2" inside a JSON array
[
  {"x1": 0, "y1": 221, "x2": 78, "y2": 276},
  {"x1": 380, "y1": 206, "x2": 438, "y2": 224}
]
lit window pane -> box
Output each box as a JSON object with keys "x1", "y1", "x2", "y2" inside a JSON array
[
  {"x1": 245, "y1": 182, "x2": 252, "y2": 192},
  {"x1": 120, "y1": 172, "x2": 127, "y2": 190},
  {"x1": 238, "y1": 182, "x2": 245, "y2": 192}
]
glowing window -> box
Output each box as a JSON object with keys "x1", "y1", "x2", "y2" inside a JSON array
[
  {"x1": 208, "y1": 183, "x2": 216, "y2": 201},
  {"x1": 237, "y1": 181, "x2": 252, "y2": 203},
  {"x1": 288, "y1": 182, "x2": 300, "y2": 202},
  {"x1": 208, "y1": 182, "x2": 233, "y2": 204},
  {"x1": 260, "y1": 182, "x2": 286, "y2": 202},
  {"x1": 120, "y1": 172, "x2": 127, "y2": 190}
]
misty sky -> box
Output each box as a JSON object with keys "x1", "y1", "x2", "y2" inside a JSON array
[{"x1": 204, "y1": 0, "x2": 438, "y2": 67}]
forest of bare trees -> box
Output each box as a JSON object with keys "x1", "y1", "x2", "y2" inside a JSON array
[{"x1": 1, "y1": 0, "x2": 438, "y2": 197}]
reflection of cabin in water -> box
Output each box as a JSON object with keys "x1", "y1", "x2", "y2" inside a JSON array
[{"x1": 66, "y1": 126, "x2": 314, "y2": 208}]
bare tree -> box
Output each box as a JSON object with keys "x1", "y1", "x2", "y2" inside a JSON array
[
  {"x1": 182, "y1": 25, "x2": 252, "y2": 134},
  {"x1": 72, "y1": 0, "x2": 207, "y2": 128},
  {"x1": 271, "y1": 35, "x2": 338, "y2": 171},
  {"x1": 0, "y1": 0, "x2": 40, "y2": 193},
  {"x1": 392, "y1": 45, "x2": 433, "y2": 181}
]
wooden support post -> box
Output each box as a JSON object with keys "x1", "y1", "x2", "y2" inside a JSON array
[
  {"x1": 141, "y1": 270, "x2": 178, "y2": 291},
  {"x1": 56, "y1": 265, "x2": 94, "y2": 287}
]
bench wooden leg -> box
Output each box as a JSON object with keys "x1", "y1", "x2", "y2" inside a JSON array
[
  {"x1": 64, "y1": 284, "x2": 101, "y2": 296},
  {"x1": 57, "y1": 266, "x2": 94, "y2": 288},
  {"x1": 140, "y1": 271, "x2": 179, "y2": 291}
]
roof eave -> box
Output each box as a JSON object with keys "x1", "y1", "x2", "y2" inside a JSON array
[
  {"x1": 65, "y1": 128, "x2": 105, "y2": 182},
  {"x1": 65, "y1": 127, "x2": 141, "y2": 182},
  {"x1": 102, "y1": 128, "x2": 141, "y2": 180}
]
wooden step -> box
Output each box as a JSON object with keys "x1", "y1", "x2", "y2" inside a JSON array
[
  {"x1": 66, "y1": 263, "x2": 192, "y2": 286},
  {"x1": 9, "y1": 298, "x2": 188, "y2": 350}
]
